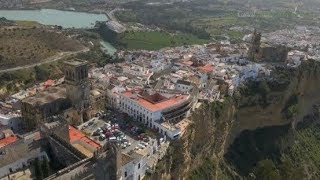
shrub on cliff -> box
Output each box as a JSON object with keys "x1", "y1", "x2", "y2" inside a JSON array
[{"x1": 282, "y1": 94, "x2": 299, "y2": 119}]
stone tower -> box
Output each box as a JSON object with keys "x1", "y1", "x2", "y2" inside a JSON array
[
  {"x1": 248, "y1": 29, "x2": 261, "y2": 62},
  {"x1": 64, "y1": 60, "x2": 90, "y2": 123},
  {"x1": 93, "y1": 142, "x2": 122, "y2": 180}
]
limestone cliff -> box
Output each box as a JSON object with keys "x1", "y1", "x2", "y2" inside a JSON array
[{"x1": 148, "y1": 60, "x2": 320, "y2": 179}]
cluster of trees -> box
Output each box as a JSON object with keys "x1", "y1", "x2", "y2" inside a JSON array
[
  {"x1": 251, "y1": 158, "x2": 305, "y2": 180},
  {"x1": 0, "y1": 17, "x2": 14, "y2": 26},
  {"x1": 34, "y1": 65, "x2": 50, "y2": 81},
  {"x1": 237, "y1": 80, "x2": 271, "y2": 107}
]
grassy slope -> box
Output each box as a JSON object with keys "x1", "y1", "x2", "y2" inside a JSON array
[
  {"x1": 0, "y1": 26, "x2": 84, "y2": 70},
  {"x1": 119, "y1": 31, "x2": 208, "y2": 50}
]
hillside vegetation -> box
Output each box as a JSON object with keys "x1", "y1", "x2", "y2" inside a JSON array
[
  {"x1": 118, "y1": 31, "x2": 208, "y2": 50},
  {"x1": 0, "y1": 26, "x2": 84, "y2": 70},
  {"x1": 115, "y1": 0, "x2": 320, "y2": 43}
]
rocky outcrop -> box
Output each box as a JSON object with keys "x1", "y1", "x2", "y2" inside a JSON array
[{"x1": 150, "y1": 60, "x2": 320, "y2": 179}]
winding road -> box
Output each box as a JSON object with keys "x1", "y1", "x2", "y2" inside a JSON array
[{"x1": 0, "y1": 47, "x2": 89, "y2": 73}]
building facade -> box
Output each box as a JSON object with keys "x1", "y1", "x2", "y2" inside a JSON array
[{"x1": 118, "y1": 90, "x2": 191, "y2": 139}]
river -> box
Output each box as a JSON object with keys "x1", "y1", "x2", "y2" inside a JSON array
[{"x1": 0, "y1": 9, "x2": 116, "y2": 54}]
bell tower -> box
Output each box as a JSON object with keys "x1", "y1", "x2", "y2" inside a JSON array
[{"x1": 64, "y1": 59, "x2": 90, "y2": 123}]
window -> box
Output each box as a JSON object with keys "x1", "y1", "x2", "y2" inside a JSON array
[{"x1": 125, "y1": 172, "x2": 127, "y2": 177}]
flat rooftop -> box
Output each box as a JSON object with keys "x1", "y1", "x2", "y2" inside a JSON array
[
  {"x1": 22, "y1": 85, "x2": 67, "y2": 106},
  {"x1": 123, "y1": 91, "x2": 189, "y2": 112},
  {"x1": 160, "y1": 122, "x2": 178, "y2": 131}
]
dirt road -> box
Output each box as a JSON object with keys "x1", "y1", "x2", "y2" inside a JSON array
[{"x1": 0, "y1": 47, "x2": 89, "y2": 73}]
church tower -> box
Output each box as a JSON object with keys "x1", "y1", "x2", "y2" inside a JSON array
[
  {"x1": 64, "y1": 60, "x2": 90, "y2": 123},
  {"x1": 248, "y1": 29, "x2": 262, "y2": 62}
]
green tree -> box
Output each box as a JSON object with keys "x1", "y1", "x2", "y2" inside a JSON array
[
  {"x1": 258, "y1": 80, "x2": 270, "y2": 107},
  {"x1": 258, "y1": 80, "x2": 270, "y2": 96},
  {"x1": 34, "y1": 65, "x2": 49, "y2": 81},
  {"x1": 253, "y1": 159, "x2": 281, "y2": 180},
  {"x1": 279, "y1": 158, "x2": 305, "y2": 180}
]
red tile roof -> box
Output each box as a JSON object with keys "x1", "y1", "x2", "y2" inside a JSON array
[
  {"x1": 69, "y1": 126, "x2": 101, "y2": 149},
  {"x1": 123, "y1": 91, "x2": 189, "y2": 112},
  {"x1": 199, "y1": 64, "x2": 214, "y2": 72},
  {"x1": 0, "y1": 135, "x2": 18, "y2": 148}
]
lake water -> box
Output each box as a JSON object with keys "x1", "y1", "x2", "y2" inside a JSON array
[
  {"x1": 0, "y1": 9, "x2": 108, "y2": 28},
  {"x1": 0, "y1": 9, "x2": 117, "y2": 54}
]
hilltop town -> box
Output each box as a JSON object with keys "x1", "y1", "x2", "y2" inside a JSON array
[{"x1": 0, "y1": 24, "x2": 319, "y2": 179}]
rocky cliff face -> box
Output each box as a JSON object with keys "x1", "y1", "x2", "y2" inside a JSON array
[{"x1": 149, "y1": 60, "x2": 320, "y2": 179}]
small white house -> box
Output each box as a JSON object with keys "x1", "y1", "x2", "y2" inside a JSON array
[
  {"x1": 121, "y1": 153, "x2": 147, "y2": 180},
  {"x1": 175, "y1": 80, "x2": 193, "y2": 92},
  {"x1": 0, "y1": 114, "x2": 22, "y2": 133}
]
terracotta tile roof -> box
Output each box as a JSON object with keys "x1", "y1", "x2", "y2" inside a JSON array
[
  {"x1": 69, "y1": 126, "x2": 101, "y2": 149},
  {"x1": 123, "y1": 91, "x2": 189, "y2": 112},
  {"x1": 0, "y1": 135, "x2": 18, "y2": 148},
  {"x1": 199, "y1": 64, "x2": 214, "y2": 72}
]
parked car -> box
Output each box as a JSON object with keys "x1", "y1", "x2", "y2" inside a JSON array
[
  {"x1": 92, "y1": 131, "x2": 100, "y2": 136},
  {"x1": 137, "y1": 135, "x2": 143, "y2": 140},
  {"x1": 99, "y1": 134, "x2": 106, "y2": 141},
  {"x1": 109, "y1": 136, "x2": 117, "y2": 142},
  {"x1": 138, "y1": 144, "x2": 145, "y2": 149},
  {"x1": 97, "y1": 128, "x2": 103, "y2": 133},
  {"x1": 141, "y1": 141, "x2": 149, "y2": 147},
  {"x1": 105, "y1": 132, "x2": 113, "y2": 138}
]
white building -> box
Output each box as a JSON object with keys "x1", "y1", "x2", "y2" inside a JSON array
[
  {"x1": 121, "y1": 152, "x2": 147, "y2": 180},
  {"x1": 175, "y1": 80, "x2": 193, "y2": 92},
  {"x1": 118, "y1": 90, "x2": 192, "y2": 139},
  {"x1": 0, "y1": 132, "x2": 48, "y2": 178},
  {"x1": 0, "y1": 113, "x2": 22, "y2": 132}
]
